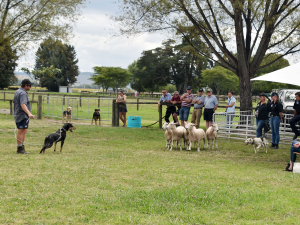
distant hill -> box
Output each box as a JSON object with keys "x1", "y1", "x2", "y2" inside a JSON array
[{"x1": 14, "y1": 71, "x2": 94, "y2": 85}]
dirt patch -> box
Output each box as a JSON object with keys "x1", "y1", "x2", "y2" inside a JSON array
[{"x1": 0, "y1": 109, "x2": 10, "y2": 114}]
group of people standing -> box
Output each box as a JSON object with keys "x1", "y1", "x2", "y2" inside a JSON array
[
  {"x1": 255, "y1": 92, "x2": 300, "y2": 149},
  {"x1": 158, "y1": 86, "x2": 236, "y2": 130}
]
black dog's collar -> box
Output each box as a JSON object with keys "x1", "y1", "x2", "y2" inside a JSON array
[{"x1": 61, "y1": 128, "x2": 66, "y2": 132}]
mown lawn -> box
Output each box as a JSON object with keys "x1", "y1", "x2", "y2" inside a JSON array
[{"x1": 0, "y1": 113, "x2": 299, "y2": 224}]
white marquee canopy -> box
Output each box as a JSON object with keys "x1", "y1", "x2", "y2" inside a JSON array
[{"x1": 251, "y1": 62, "x2": 300, "y2": 86}]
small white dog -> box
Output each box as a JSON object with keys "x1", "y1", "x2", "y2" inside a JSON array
[{"x1": 245, "y1": 137, "x2": 269, "y2": 153}]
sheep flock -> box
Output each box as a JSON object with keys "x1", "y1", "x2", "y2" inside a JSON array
[{"x1": 162, "y1": 122, "x2": 219, "y2": 152}]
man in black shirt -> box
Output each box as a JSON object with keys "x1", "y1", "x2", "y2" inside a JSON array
[{"x1": 290, "y1": 92, "x2": 300, "y2": 140}]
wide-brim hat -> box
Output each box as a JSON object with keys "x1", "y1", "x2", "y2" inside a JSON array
[
  {"x1": 207, "y1": 88, "x2": 213, "y2": 92},
  {"x1": 186, "y1": 86, "x2": 192, "y2": 90}
]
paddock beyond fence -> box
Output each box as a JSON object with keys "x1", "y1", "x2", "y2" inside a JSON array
[{"x1": 213, "y1": 111, "x2": 299, "y2": 146}]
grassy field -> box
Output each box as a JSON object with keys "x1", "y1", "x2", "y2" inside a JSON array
[{"x1": 0, "y1": 113, "x2": 300, "y2": 224}]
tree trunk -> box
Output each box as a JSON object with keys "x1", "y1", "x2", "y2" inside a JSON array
[{"x1": 238, "y1": 71, "x2": 253, "y2": 112}]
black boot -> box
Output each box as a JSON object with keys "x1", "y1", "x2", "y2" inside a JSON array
[
  {"x1": 269, "y1": 143, "x2": 275, "y2": 148},
  {"x1": 17, "y1": 146, "x2": 29, "y2": 154},
  {"x1": 274, "y1": 144, "x2": 279, "y2": 149}
]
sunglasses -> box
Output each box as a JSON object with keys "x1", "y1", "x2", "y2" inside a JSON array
[{"x1": 27, "y1": 84, "x2": 31, "y2": 87}]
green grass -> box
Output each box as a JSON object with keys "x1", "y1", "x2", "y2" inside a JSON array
[{"x1": 0, "y1": 113, "x2": 300, "y2": 224}]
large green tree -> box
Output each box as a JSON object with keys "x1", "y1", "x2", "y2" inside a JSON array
[
  {"x1": 116, "y1": 0, "x2": 300, "y2": 111},
  {"x1": 0, "y1": 0, "x2": 86, "y2": 52},
  {"x1": 91, "y1": 66, "x2": 132, "y2": 92},
  {"x1": 0, "y1": 38, "x2": 17, "y2": 89},
  {"x1": 35, "y1": 37, "x2": 79, "y2": 92},
  {"x1": 202, "y1": 66, "x2": 239, "y2": 96},
  {"x1": 129, "y1": 38, "x2": 212, "y2": 94}
]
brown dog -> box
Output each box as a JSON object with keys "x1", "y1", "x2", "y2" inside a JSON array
[
  {"x1": 62, "y1": 107, "x2": 72, "y2": 123},
  {"x1": 91, "y1": 109, "x2": 101, "y2": 126}
]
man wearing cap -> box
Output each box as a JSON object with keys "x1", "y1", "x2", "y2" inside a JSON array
[
  {"x1": 191, "y1": 88, "x2": 205, "y2": 128},
  {"x1": 158, "y1": 89, "x2": 176, "y2": 123},
  {"x1": 290, "y1": 92, "x2": 300, "y2": 140},
  {"x1": 203, "y1": 88, "x2": 218, "y2": 130},
  {"x1": 225, "y1": 90, "x2": 236, "y2": 128},
  {"x1": 270, "y1": 92, "x2": 284, "y2": 149},
  {"x1": 13, "y1": 79, "x2": 34, "y2": 154},
  {"x1": 179, "y1": 86, "x2": 194, "y2": 126},
  {"x1": 170, "y1": 91, "x2": 181, "y2": 124}
]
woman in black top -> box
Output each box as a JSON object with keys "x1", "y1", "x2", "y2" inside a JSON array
[
  {"x1": 269, "y1": 92, "x2": 284, "y2": 149},
  {"x1": 255, "y1": 93, "x2": 271, "y2": 138}
]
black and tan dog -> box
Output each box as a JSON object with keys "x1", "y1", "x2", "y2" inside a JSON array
[
  {"x1": 91, "y1": 109, "x2": 101, "y2": 126},
  {"x1": 40, "y1": 123, "x2": 76, "y2": 154},
  {"x1": 62, "y1": 107, "x2": 72, "y2": 123}
]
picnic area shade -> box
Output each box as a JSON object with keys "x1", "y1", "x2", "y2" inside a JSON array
[{"x1": 251, "y1": 62, "x2": 300, "y2": 86}]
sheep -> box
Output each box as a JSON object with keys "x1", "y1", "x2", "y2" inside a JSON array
[
  {"x1": 162, "y1": 122, "x2": 172, "y2": 150},
  {"x1": 167, "y1": 122, "x2": 189, "y2": 151},
  {"x1": 206, "y1": 123, "x2": 219, "y2": 149},
  {"x1": 184, "y1": 122, "x2": 206, "y2": 152}
]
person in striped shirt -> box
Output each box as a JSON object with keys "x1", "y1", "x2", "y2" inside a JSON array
[{"x1": 179, "y1": 86, "x2": 194, "y2": 126}]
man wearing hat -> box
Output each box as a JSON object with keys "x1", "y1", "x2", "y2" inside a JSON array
[
  {"x1": 203, "y1": 88, "x2": 218, "y2": 130},
  {"x1": 179, "y1": 86, "x2": 194, "y2": 126},
  {"x1": 13, "y1": 79, "x2": 34, "y2": 154},
  {"x1": 191, "y1": 88, "x2": 205, "y2": 128}
]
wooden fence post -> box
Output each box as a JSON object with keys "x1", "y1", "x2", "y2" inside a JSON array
[
  {"x1": 114, "y1": 102, "x2": 119, "y2": 127},
  {"x1": 112, "y1": 100, "x2": 115, "y2": 126},
  {"x1": 159, "y1": 105, "x2": 162, "y2": 129},
  {"x1": 137, "y1": 97, "x2": 139, "y2": 111},
  {"x1": 4, "y1": 92, "x2": 5, "y2": 102},
  {"x1": 10, "y1": 100, "x2": 13, "y2": 115},
  {"x1": 98, "y1": 96, "x2": 100, "y2": 107},
  {"x1": 79, "y1": 95, "x2": 82, "y2": 107},
  {"x1": 37, "y1": 95, "x2": 42, "y2": 119}
]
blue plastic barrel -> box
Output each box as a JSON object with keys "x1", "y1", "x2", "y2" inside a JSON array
[{"x1": 127, "y1": 116, "x2": 141, "y2": 128}]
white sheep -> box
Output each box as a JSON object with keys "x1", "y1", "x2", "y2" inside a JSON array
[
  {"x1": 184, "y1": 122, "x2": 206, "y2": 152},
  {"x1": 206, "y1": 123, "x2": 219, "y2": 149},
  {"x1": 162, "y1": 122, "x2": 172, "y2": 150},
  {"x1": 167, "y1": 122, "x2": 189, "y2": 151}
]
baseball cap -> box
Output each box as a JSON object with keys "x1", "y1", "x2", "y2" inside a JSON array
[
  {"x1": 21, "y1": 79, "x2": 32, "y2": 86},
  {"x1": 199, "y1": 88, "x2": 204, "y2": 92},
  {"x1": 186, "y1": 86, "x2": 192, "y2": 90},
  {"x1": 259, "y1": 93, "x2": 268, "y2": 98},
  {"x1": 270, "y1": 92, "x2": 278, "y2": 97},
  {"x1": 207, "y1": 88, "x2": 213, "y2": 92}
]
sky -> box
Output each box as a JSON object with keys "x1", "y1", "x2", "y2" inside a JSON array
[{"x1": 17, "y1": 0, "x2": 167, "y2": 72}]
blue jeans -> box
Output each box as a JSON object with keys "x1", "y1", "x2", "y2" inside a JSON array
[
  {"x1": 256, "y1": 120, "x2": 266, "y2": 138},
  {"x1": 289, "y1": 114, "x2": 300, "y2": 136},
  {"x1": 290, "y1": 141, "x2": 300, "y2": 162},
  {"x1": 179, "y1": 107, "x2": 191, "y2": 121},
  {"x1": 270, "y1": 116, "x2": 281, "y2": 144},
  {"x1": 226, "y1": 112, "x2": 234, "y2": 128}
]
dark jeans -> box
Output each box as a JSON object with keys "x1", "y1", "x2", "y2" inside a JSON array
[
  {"x1": 290, "y1": 141, "x2": 300, "y2": 163},
  {"x1": 289, "y1": 114, "x2": 300, "y2": 136},
  {"x1": 256, "y1": 119, "x2": 266, "y2": 138},
  {"x1": 270, "y1": 116, "x2": 281, "y2": 144},
  {"x1": 165, "y1": 106, "x2": 177, "y2": 123}
]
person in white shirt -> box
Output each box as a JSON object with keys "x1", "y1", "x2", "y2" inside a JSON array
[{"x1": 225, "y1": 90, "x2": 236, "y2": 128}]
